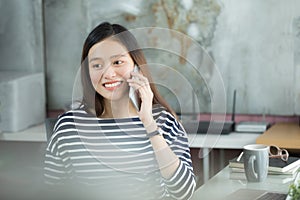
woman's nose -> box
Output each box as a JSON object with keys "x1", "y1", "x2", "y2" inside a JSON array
[{"x1": 103, "y1": 65, "x2": 116, "y2": 78}]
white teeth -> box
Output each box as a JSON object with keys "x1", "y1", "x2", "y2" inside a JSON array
[{"x1": 104, "y1": 81, "x2": 121, "y2": 88}]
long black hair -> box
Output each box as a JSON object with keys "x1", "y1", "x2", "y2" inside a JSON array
[{"x1": 80, "y1": 22, "x2": 176, "y2": 118}]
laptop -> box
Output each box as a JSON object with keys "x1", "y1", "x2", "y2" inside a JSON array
[
  {"x1": 224, "y1": 171, "x2": 300, "y2": 200},
  {"x1": 224, "y1": 189, "x2": 287, "y2": 200}
]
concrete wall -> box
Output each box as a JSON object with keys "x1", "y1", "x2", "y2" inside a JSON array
[
  {"x1": 1, "y1": 0, "x2": 300, "y2": 116},
  {"x1": 294, "y1": 16, "x2": 300, "y2": 115},
  {"x1": 0, "y1": 0, "x2": 44, "y2": 72},
  {"x1": 0, "y1": 0, "x2": 46, "y2": 131},
  {"x1": 210, "y1": 0, "x2": 300, "y2": 115},
  {"x1": 44, "y1": 0, "x2": 87, "y2": 109}
]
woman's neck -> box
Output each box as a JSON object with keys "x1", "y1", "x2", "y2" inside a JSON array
[{"x1": 101, "y1": 98, "x2": 138, "y2": 119}]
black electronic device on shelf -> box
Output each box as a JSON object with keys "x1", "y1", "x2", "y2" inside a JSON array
[{"x1": 182, "y1": 90, "x2": 236, "y2": 135}]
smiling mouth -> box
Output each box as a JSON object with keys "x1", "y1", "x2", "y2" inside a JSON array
[{"x1": 103, "y1": 81, "x2": 122, "y2": 88}]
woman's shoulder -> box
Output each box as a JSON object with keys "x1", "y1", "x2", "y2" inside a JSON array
[
  {"x1": 153, "y1": 104, "x2": 187, "y2": 138},
  {"x1": 58, "y1": 107, "x2": 95, "y2": 120},
  {"x1": 153, "y1": 103, "x2": 174, "y2": 114},
  {"x1": 59, "y1": 108, "x2": 88, "y2": 117},
  {"x1": 47, "y1": 108, "x2": 93, "y2": 145},
  {"x1": 152, "y1": 104, "x2": 177, "y2": 123},
  {"x1": 53, "y1": 108, "x2": 95, "y2": 131},
  {"x1": 152, "y1": 104, "x2": 168, "y2": 114}
]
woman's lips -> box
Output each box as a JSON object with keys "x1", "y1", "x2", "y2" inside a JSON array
[{"x1": 102, "y1": 81, "x2": 123, "y2": 90}]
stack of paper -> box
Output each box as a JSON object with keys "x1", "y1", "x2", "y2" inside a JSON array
[
  {"x1": 234, "y1": 121, "x2": 270, "y2": 133},
  {"x1": 228, "y1": 153, "x2": 300, "y2": 184}
]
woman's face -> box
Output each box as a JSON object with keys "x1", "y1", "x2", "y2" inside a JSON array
[{"x1": 88, "y1": 38, "x2": 135, "y2": 101}]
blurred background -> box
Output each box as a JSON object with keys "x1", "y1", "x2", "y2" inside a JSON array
[
  {"x1": 0, "y1": 0, "x2": 300, "y2": 198},
  {"x1": 1, "y1": 0, "x2": 300, "y2": 133}
]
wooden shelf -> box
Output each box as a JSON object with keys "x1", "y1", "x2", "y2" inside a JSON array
[{"x1": 256, "y1": 122, "x2": 300, "y2": 150}]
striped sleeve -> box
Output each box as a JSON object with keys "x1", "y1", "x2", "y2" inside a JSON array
[
  {"x1": 155, "y1": 108, "x2": 196, "y2": 200},
  {"x1": 44, "y1": 148, "x2": 68, "y2": 185},
  {"x1": 44, "y1": 116, "x2": 70, "y2": 185}
]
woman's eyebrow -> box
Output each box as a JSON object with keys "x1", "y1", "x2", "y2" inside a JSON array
[
  {"x1": 110, "y1": 54, "x2": 126, "y2": 59},
  {"x1": 89, "y1": 54, "x2": 126, "y2": 62},
  {"x1": 89, "y1": 57, "x2": 103, "y2": 62}
]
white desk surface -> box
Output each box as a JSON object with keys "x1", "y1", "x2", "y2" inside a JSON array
[
  {"x1": 0, "y1": 123, "x2": 46, "y2": 142},
  {"x1": 187, "y1": 132, "x2": 261, "y2": 149},
  {"x1": 191, "y1": 166, "x2": 294, "y2": 200}
]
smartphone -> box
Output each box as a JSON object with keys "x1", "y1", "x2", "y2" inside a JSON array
[{"x1": 129, "y1": 65, "x2": 141, "y2": 111}]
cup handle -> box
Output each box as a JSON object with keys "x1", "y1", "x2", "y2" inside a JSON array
[{"x1": 248, "y1": 155, "x2": 258, "y2": 180}]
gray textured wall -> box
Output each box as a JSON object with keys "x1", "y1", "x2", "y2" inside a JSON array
[
  {"x1": 1, "y1": 0, "x2": 300, "y2": 116},
  {"x1": 294, "y1": 16, "x2": 300, "y2": 115},
  {"x1": 0, "y1": 0, "x2": 44, "y2": 72},
  {"x1": 44, "y1": 0, "x2": 87, "y2": 109},
  {"x1": 210, "y1": 0, "x2": 300, "y2": 115}
]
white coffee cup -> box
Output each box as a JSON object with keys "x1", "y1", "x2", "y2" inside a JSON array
[{"x1": 243, "y1": 144, "x2": 269, "y2": 182}]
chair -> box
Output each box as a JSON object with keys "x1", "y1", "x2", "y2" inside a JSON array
[{"x1": 45, "y1": 118, "x2": 58, "y2": 141}]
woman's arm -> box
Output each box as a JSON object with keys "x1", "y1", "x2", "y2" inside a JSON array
[
  {"x1": 145, "y1": 119, "x2": 180, "y2": 179},
  {"x1": 44, "y1": 116, "x2": 70, "y2": 185},
  {"x1": 150, "y1": 110, "x2": 196, "y2": 200},
  {"x1": 129, "y1": 72, "x2": 196, "y2": 199},
  {"x1": 44, "y1": 147, "x2": 68, "y2": 185}
]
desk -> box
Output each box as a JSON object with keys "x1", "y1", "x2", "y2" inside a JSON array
[
  {"x1": 191, "y1": 166, "x2": 294, "y2": 200},
  {"x1": 0, "y1": 123, "x2": 46, "y2": 142},
  {"x1": 187, "y1": 132, "x2": 261, "y2": 149},
  {"x1": 256, "y1": 122, "x2": 300, "y2": 151},
  {"x1": 187, "y1": 132, "x2": 261, "y2": 182}
]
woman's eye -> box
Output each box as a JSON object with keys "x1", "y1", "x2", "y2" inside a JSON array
[
  {"x1": 92, "y1": 64, "x2": 103, "y2": 69},
  {"x1": 113, "y1": 60, "x2": 123, "y2": 65}
]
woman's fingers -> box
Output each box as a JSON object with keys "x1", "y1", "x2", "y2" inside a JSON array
[
  {"x1": 127, "y1": 72, "x2": 150, "y2": 89},
  {"x1": 128, "y1": 71, "x2": 154, "y2": 126},
  {"x1": 127, "y1": 72, "x2": 153, "y2": 105},
  {"x1": 128, "y1": 80, "x2": 151, "y2": 99}
]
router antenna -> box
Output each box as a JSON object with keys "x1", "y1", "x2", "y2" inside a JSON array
[
  {"x1": 231, "y1": 90, "x2": 237, "y2": 122},
  {"x1": 192, "y1": 89, "x2": 196, "y2": 120}
]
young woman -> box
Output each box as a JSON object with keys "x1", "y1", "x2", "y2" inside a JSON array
[{"x1": 44, "y1": 22, "x2": 196, "y2": 200}]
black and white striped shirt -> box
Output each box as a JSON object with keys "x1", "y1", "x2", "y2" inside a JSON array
[{"x1": 44, "y1": 105, "x2": 196, "y2": 200}]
